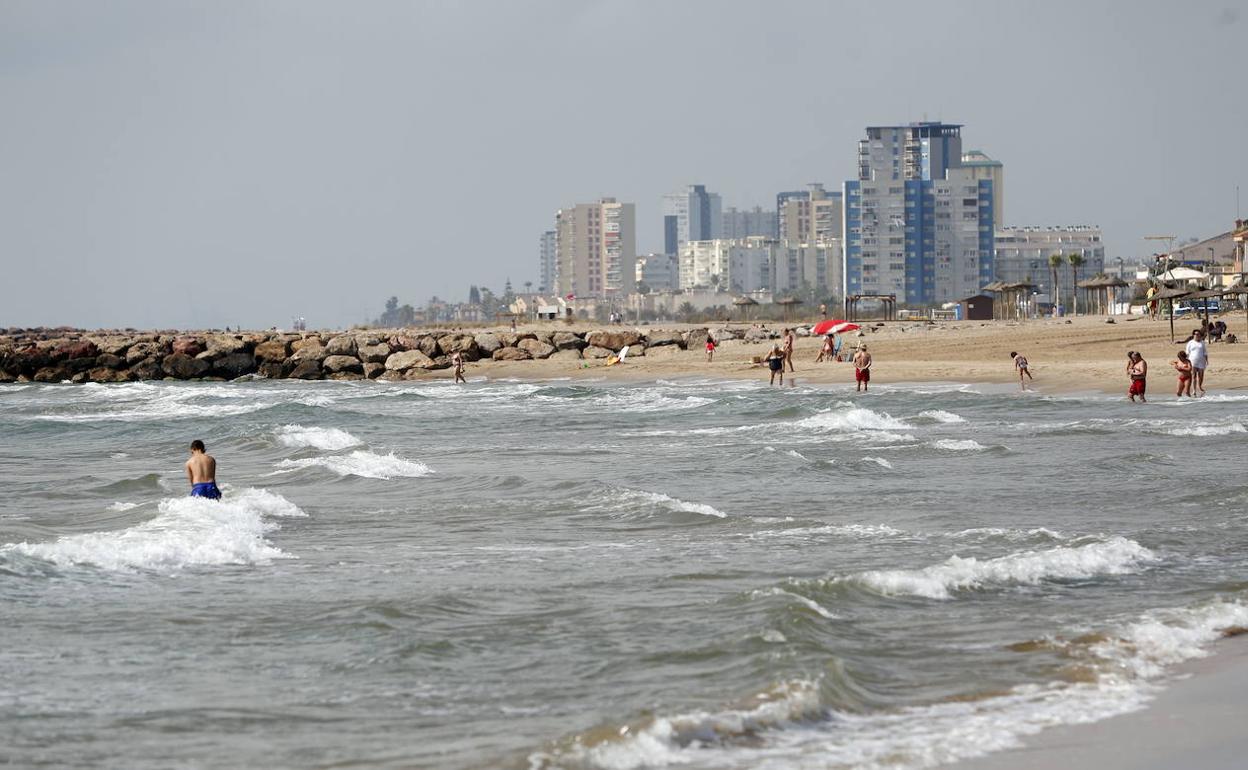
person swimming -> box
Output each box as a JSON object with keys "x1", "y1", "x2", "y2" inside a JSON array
[{"x1": 186, "y1": 439, "x2": 221, "y2": 500}]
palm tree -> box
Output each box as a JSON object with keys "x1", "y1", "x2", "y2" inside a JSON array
[
  {"x1": 1048, "y1": 252, "x2": 1064, "y2": 316},
  {"x1": 678, "y1": 301, "x2": 697, "y2": 322},
  {"x1": 1067, "y1": 253, "x2": 1085, "y2": 316}
]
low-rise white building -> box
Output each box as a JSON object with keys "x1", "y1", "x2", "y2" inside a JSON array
[{"x1": 993, "y1": 225, "x2": 1105, "y2": 303}]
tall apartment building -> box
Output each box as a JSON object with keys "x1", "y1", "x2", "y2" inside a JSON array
[
  {"x1": 554, "y1": 198, "x2": 636, "y2": 298},
  {"x1": 635, "y1": 253, "x2": 679, "y2": 292},
  {"x1": 844, "y1": 122, "x2": 995, "y2": 304},
  {"x1": 722, "y1": 206, "x2": 778, "y2": 239},
  {"x1": 538, "y1": 230, "x2": 556, "y2": 293},
  {"x1": 777, "y1": 183, "x2": 843, "y2": 244},
  {"x1": 962, "y1": 150, "x2": 1004, "y2": 228},
  {"x1": 663, "y1": 184, "x2": 722, "y2": 255},
  {"x1": 772, "y1": 240, "x2": 844, "y2": 296},
  {"x1": 993, "y1": 226, "x2": 1104, "y2": 302}
]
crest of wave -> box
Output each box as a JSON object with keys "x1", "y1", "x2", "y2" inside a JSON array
[
  {"x1": 848, "y1": 536, "x2": 1155, "y2": 599},
  {"x1": 276, "y1": 424, "x2": 362, "y2": 451},
  {"x1": 4, "y1": 488, "x2": 305, "y2": 573},
  {"x1": 275, "y1": 451, "x2": 432, "y2": 479}
]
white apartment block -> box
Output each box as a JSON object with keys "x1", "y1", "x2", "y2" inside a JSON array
[
  {"x1": 635, "y1": 253, "x2": 678, "y2": 291},
  {"x1": 679, "y1": 238, "x2": 772, "y2": 293},
  {"x1": 554, "y1": 198, "x2": 636, "y2": 298},
  {"x1": 993, "y1": 225, "x2": 1105, "y2": 301},
  {"x1": 771, "y1": 240, "x2": 843, "y2": 296},
  {"x1": 962, "y1": 150, "x2": 1004, "y2": 229}
]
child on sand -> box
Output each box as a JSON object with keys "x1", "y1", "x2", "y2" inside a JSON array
[
  {"x1": 705, "y1": 334, "x2": 717, "y2": 362},
  {"x1": 1009, "y1": 351, "x2": 1033, "y2": 390},
  {"x1": 1170, "y1": 350, "x2": 1192, "y2": 397}
]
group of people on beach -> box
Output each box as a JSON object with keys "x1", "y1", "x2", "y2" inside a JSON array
[
  {"x1": 761, "y1": 329, "x2": 871, "y2": 390},
  {"x1": 1125, "y1": 328, "x2": 1210, "y2": 402}
]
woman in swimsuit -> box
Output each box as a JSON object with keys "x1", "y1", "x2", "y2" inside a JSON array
[
  {"x1": 1170, "y1": 350, "x2": 1192, "y2": 397},
  {"x1": 765, "y1": 345, "x2": 785, "y2": 386}
]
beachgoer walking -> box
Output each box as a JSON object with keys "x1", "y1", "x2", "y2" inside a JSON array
[
  {"x1": 1010, "y1": 351, "x2": 1033, "y2": 390},
  {"x1": 705, "y1": 334, "x2": 717, "y2": 363},
  {"x1": 1184, "y1": 329, "x2": 1208, "y2": 396},
  {"x1": 1127, "y1": 351, "x2": 1147, "y2": 403},
  {"x1": 819, "y1": 303, "x2": 827, "y2": 319},
  {"x1": 764, "y1": 345, "x2": 785, "y2": 386},
  {"x1": 1170, "y1": 350, "x2": 1192, "y2": 397},
  {"x1": 1146, "y1": 286, "x2": 1159, "y2": 321},
  {"x1": 186, "y1": 440, "x2": 221, "y2": 500},
  {"x1": 452, "y1": 351, "x2": 466, "y2": 384},
  {"x1": 853, "y1": 344, "x2": 872, "y2": 392},
  {"x1": 782, "y1": 328, "x2": 795, "y2": 372},
  {"x1": 510, "y1": 317, "x2": 517, "y2": 333}
]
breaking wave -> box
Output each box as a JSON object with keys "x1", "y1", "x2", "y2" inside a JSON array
[
  {"x1": 274, "y1": 450, "x2": 433, "y2": 479},
  {"x1": 276, "y1": 424, "x2": 363, "y2": 450}
]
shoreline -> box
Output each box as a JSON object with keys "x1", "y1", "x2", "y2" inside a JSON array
[
  {"x1": 946, "y1": 635, "x2": 1248, "y2": 770},
  {"x1": 3, "y1": 315, "x2": 1247, "y2": 395}
]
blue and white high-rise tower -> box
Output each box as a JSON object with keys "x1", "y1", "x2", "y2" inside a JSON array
[{"x1": 843, "y1": 122, "x2": 994, "y2": 305}]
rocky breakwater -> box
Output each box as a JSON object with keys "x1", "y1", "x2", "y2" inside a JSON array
[{"x1": 0, "y1": 327, "x2": 706, "y2": 384}]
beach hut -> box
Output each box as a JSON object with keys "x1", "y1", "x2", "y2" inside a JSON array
[
  {"x1": 1003, "y1": 280, "x2": 1035, "y2": 320},
  {"x1": 955, "y1": 294, "x2": 994, "y2": 321}
]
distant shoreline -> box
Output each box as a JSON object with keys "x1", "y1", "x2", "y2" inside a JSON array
[{"x1": 3, "y1": 315, "x2": 1246, "y2": 394}]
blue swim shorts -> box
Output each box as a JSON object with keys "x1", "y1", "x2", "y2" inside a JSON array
[{"x1": 190, "y1": 481, "x2": 222, "y2": 500}]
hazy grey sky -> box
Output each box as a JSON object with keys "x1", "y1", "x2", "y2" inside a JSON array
[{"x1": 2, "y1": 0, "x2": 1244, "y2": 329}]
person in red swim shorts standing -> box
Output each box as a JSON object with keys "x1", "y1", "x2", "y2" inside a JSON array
[
  {"x1": 853, "y1": 344, "x2": 872, "y2": 392},
  {"x1": 1127, "y1": 351, "x2": 1147, "y2": 403}
]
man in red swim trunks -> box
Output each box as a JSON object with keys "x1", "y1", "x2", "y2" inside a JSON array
[
  {"x1": 853, "y1": 344, "x2": 872, "y2": 392},
  {"x1": 1127, "y1": 351, "x2": 1147, "y2": 403}
]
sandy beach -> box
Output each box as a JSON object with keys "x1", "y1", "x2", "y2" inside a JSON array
[
  {"x1": 461, "y1": 314, "x2": 1248, "y2": 394},
  {"x1": 946, "y1": 636, "x2": 1248, "y2": 770}
]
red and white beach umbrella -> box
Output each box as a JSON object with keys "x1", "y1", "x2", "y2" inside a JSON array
[{"x1": 810, "y1": 319, "x2": 860, "y2": 336}]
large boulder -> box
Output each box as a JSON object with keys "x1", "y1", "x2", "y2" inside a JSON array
[
  {"x1": 94, "y1": 353, "x2": 123, "y2": 369},
  {"x1": 327, "y1": 371, "x2": 364, "y2": 381},
  {"x1": 126, "y1": 340, "x2": 169, "y2": 366},
  {"x1": 358, "y1": 343, "x2": 391, "y2": 364},
  {"x1": 205, "y1": 335, "x2": 250, "y2": 356},
  {"x1": 363, "y1": 362, "x2": 385, "y2": 379},
  {"x1": 388, "y1": 334, "x2": 421, "y2": 352},
  {"x1": 644, "y1": 330, "x2": 684, "y2": 348},
  {"x1": 498, "y1": 332, "x2": 535, "y2": 348},
  {"x1": 212, "y1": 352, "x2": 258, "y2": 379},
  {"x1": 171, "y1": 336, "x2": 205, "y2": 357},
  {"x1": 89, "y1": 335, "x2": 133, "y2": 356},
  {"x1": 517, "y1": 339, "x2": 556, "y2": 359},
  {"x1": 549, "y1": 349, "x2": 583, "y2": 362},
  {"x1": 474, "y1": 333, "x2": 503, "y2": 355},
  {"x1": 52, "y1": 339, "x2": 100, "y2": 362},
  {"x1": 86, "y1": 367, "x2": 128, "y2": 383},
  {"x1": 33, "y1": 366, "x2": 70, "y2": 383},
  {"x1": 417, "y1": 335, "x2": 439, "y2": 358},
  {"x1": 323, "y1": 355, "x2": 363, "y2": 374},
  {"x1": 257, "y1": 361, "x2": 286, "y2": 379},
  {"x1": 161, "y1": 353, "x2": 210, "y2": 379},
  {"x1": 552, "y1": 331, "x2": 587, "y2": 351},
  {"x1": 288, "y1": 360, "x2": 324, "y2": 380},
  {"x1": 743, "y1": 326, "x2": 773, "y2": 344},
  {"x1": 585, "y1": 329, "x2": 643, "y2": 351},
  {"x1": 492, "y1": 347, "x2": 532, "y2": 361},
  {"x1": 582, "y1": 346, "x2": 614, "y2": 359},
  {"x1": 384, "y1": 350, "x2": 435, "y2": 372},
  {"x1": 254, "y1": 338, "x2": 291, "y2": 363},
  {"x1": 128, "y1": 358, "x2": 163, "y2": 380},
  {"x1": 290, "y1": 340, "x2": 327, "y2": 362},
  {"x1": 437, "y1": 333, "x2": 479, "y2": 360},
  {"x1": 685, "y1": 329, "x2": 710, "y2": 350},
  {"x1": 325, "y1": 335, "x2": 358, "y2": 357}
]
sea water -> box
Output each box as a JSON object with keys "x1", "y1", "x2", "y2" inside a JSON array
[{"x1": 1, "y1": 378, "x2": 1246, "y2": 769}]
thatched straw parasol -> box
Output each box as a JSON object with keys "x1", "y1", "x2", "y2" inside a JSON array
[{"x1": 732, "y1": 295, "x2": 758, "y2": 321}]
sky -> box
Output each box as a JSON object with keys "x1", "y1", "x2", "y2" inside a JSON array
[{"x1": 1, "y1": 0, "x2": 1245, "y2": 329}]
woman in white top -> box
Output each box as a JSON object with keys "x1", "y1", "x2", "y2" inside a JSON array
[{"x1": 1184, "y1": 330, "x2": 1208, "y2": 396}]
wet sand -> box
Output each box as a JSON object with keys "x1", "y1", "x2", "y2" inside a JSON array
[{"x1": 945, "y1": 636, "x2": 1248, "y2": 770}]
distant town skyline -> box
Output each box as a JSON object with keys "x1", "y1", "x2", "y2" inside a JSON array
[{"x1": 2, "y1": 1, "x2": 1245, "y2": 328}]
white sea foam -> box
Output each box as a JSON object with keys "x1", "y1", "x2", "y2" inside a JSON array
[
  {"x1": 584, "y1": 488, "x2": 728, "y2": 519},
  {"x1": 107, "y1": 501, "x2": 139, "y2": 512},
  {"x1": 4, "y1": 488, "x2": 304, "y2": 573},
  {"x1": 627, "y1": 490, "x2": 727, "y2": 518},
  {"x1": 1163, "y1": 422, "x2": 1246, "y2": 437},
  {"x1": 1091, "y1": 600, "x2": 1248, "y2": 678},
  {"x1": 930, "y1": 438, "x2": 990, "y2": 452},
  {"x1": 753, "y1": 586, "x2": 838, "y2": 619},
  {"x1": 276, "y1": 424, "x2": 363, "y2": 450},
  {"x1": 919, "y1": 409, "x2": 966, "y2": 423},
  {"x1": 794, "y1": 407, "x2": 913, "y2": 433},
  {"x1": 274, "y1": 450, "x2": 433, "y2": 479},
  {"x1": 848, "y1": 537, "x2": 1155, "y2": 599},
  {"x1": 861, "y1": 456, "x2": 893, "y2": 468}
]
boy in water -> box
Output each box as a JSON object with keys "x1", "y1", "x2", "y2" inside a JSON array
[
  {"x1": 186, "y1": 440, "x2": 221, "y2": 499},
  {"x1": 1009, "y1": 351, "x2": 1033, "y2": 390}
]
